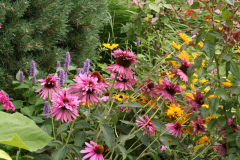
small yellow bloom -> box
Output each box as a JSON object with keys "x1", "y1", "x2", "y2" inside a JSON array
[
  {"x1": 191, "y1": 84, "x2": 195, "y2": 90},
  {"x1": 221, "y1": 79, "x2": 232, "y2": 87},
  {"x1": 184, "y1": 93, "x2": 194, "y2": 99},
  {"x1": 115, "y1": 93, "x2": 128, "y2": 102},
  {"x1": 167, "y1": 71, "x2": 174, "y2": 79},
  {"x1": 202, "y1": 104, "x2": 209, "y2": 109},
  {"x1": 178, "y1": 50, "x2": 191, "y2": 60},
  {"x1": 198, "y1": 41, "x2": 204, "y2": 47},
  {"x1": 192, "y1": 73, "x2": 198, "y2": 82},
  {"x1": 171, "y1": 41, "x2": 181, "y2": 51},
  {"x1": 179, "y1": 33, "x2": 192, "y2": 43},
  {"x1": 192, "y1": 52, "x2": 198, "y2": 59},
  {"x1": 180, "y1": 85, "x2": 186, "y2": 90},
  {"x1": 103, "y1": 43, "x2": 119, "y2": 50},
  {"x1": 165, "y1": 103, "x2": 183, "y2": 118},
  {"x1": 201, "y1": 59, "x2": 205, "y2": 68},
  {"x1": 159, "y1": 79, "x2": 163, "y2": 85},
  {"x1": 145, "y1": 17, "x2": 149, "y2": 21},
  {"x1": 198, "y1": 135, "x2": 211, "y2": 144},
  {"x1": 200, "y1": 79, "x2": 209, "y2": 84}
]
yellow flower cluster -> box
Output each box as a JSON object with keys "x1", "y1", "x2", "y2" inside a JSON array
[
  {"x1": 179, "y1": 33, "x2": 192, "y2": 43},
  {"x1": 165, "y1": 103, "x2": 183, "y2": 119},
  {"x1": 171, "y1": 41, "x2": 181, "y2": 51},
  {"x1": 221, "y1": 79, "x2": 232, "y2": 87},
  {"x1": 103, "y1": 43, "x2": 119, "y2": 50}
]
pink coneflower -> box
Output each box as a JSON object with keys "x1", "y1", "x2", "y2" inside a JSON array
[
  {"x1": 69, "y1": 73, "x2": 102, "y2": 106},
  {"x1": 140, "y1": 79, "x2": 158, "y2": 99},
  {"x1": 50, "y1": 88, "x2": 80, "y2": 123},
  {"x1": 228, "y1": 117, "x2": 239, "y2": 131},
  {"x1": 106, "y1": 47, "x2": 139, "y2": 79},
  {"x1": 191, "y1": 116, "x2": 206, "y2": 135},
  {"x1": 211, "y1": 141, "x2": 227, "y2": 158},
  {"x1": 136, "y1": 115, "x2": 156, "y2": 135},
  {"x1": 35, "y1": 74, "x2": 60, "y2": 100},
  {"x1": 173, "y1": 58, "x2": 192, "y2": 83},
  {"x1": 0, "y1": 90, "x2": 15, "y2": 111},
  {"x1": 80, "y1": 141, "x2": 104, "y2": 160},
  {"x1": 89, "y1": 71, "x2": 110, "y2": 91},
  {"x1": 216, "y1": 125, "x2": 226, "y2": 137},
  {"x1": 186, "y1": 90, "x2": 204, "y2": 109},
  {"x1": 156, "y1": 77, "x2": 183, "y2": 105},
  {"x1": 166, "y1": 122, "x2": 184, "y2": 138},
  {"x1": 108, "y1": 73, "x2": 136, "y2": 91},
  {"x1": 161, "y1": 145, "x2": 165, "y2": 153},
  {"x1": 101, "y1": 92, "x2": 109, "y2": 102}
]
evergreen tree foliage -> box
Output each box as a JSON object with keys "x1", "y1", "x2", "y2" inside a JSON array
[{"x1": 0, "y1": 0, "x2": 109, "y2": 89}]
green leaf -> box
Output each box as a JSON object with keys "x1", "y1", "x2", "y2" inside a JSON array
[
  {"x1": 230, "y1": 61, "x2": 239, "y2": 79},
  {"x1": 100, "y1": 124, "x2": 115, "y2": 149},
  {"x1": 74, "y1": 121, "x2": 92, "y2": 129},
  {"x1": 194, "y1": 56, "x2": 202, "y2": 68},
  {"x1": 118, "y1": 145, "x2": 127, "y2": 160},
  {"x1": 201, "y1": 107, "x2": 209, "y2": 119},
  {"x1": 57, "y1": 122, "x2": 69, "y2": 135},
  {"x1": 159, "y1": 136, "x2": 169, "y2": 148},
  {"x1": 118, "y1": 101, "x2": 143, "y2": 108},
  {"x1": 12, "y1": 100, "x2": 23, "y2": 109},
  {"x1": 227, "y1": 148, "x2": 236, "y2": 154},
  {"x1": 218, "y1": 116, "x2": 227, "y2": 127},
  {"x1": 136, "y1": 131, "x2": 150, "y2": 146},
  {"x1": 74, "y1": 132, "x2": 87, "y2": 147},
  {"x1": 196, "y1": 31, "x2": 206, "y2": 44},
  {"x1": 56, "y1": 67, "x2": 65, "y2": 73},
  {"x1": 116, "y1": 135, "x2": 135, "y2": 143},
  {"x1": 203, "y1": 40, "x2": 215, "y2": 58},
  {"x1": 109, "y1": 114, "x2": 118, "y2": 125},
  {"x1": 34, "y1": 155, "x2": 51, "y2": 160},
  {"x1": 16, "y1": 70, "x2": 21, "y2": 81},
  {"x1": 203, "y1": 89, "x2": 215, "y2": 100},
  {"x1": 209, "y1": 97, "x2": 219, "y2": 115},
  {"x1": 0, "y1": 149, "x2": 12, "y2": 160},
  {"x1": 149, "y1": 3, "x2": 160, "y2": 12},
  {"x1": 51, "y1": 145, "x2": 67, "y2": 160},
  {"x1": 222, "y1": 10, "x2": 232, "y2": 19},
  {"x1": 187, "y1": 64, "x2": 195, "y2": 79},
  {"x1": 236, "y1": 137, "x2": 240, "y2": 148},
  {"x1": 208, "y1": 30, "x2": 223, "y2": 40},
  {"x1": 227, "y1": 154, "x2": 236, "y2": 160},
  {"x1": 165, "y1": 57, "x2": 182, "y2": 62},
  {"x1": 120, "y1": 120, "x2": 137, "y2": 126},
  {"x1": 207, "y1": 119, "x2": 218, "y2": 131},
  {"x1": 194, "y1": 144, "x2": 204, "y2": 153},
  {"x1": 189, "y1": 111, "x2": 201, "y2": 121},
  {"x1": 152, "y1": 119, "x2": 166, "y2": 133},
  {"x1": 14, "y1": 83, "x2": 29, "y2": 90},
  {"x1": 225, "y1": 0, "x2": 235, "y2": 6},
  {"x1": 0, "y1": 111, "x2": 53, "y2": 151},
  {"x1": 216, "y1": 88, "x2": 229, "y2": 101}
]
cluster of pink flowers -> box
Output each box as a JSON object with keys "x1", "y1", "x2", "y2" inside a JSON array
[
  {"x1": 136, "y1": 115, "x2": 157, "y2": 135},
  {"x1": 0, "y1": 90, "x2": 15, "y2": 111}
]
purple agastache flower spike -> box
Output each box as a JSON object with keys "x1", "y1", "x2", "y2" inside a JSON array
[
  {"x1": 48, "y1": 74, "x2": 52, "y2": 76},
  {"x1": 43, "y1": 101, "x2": 50, "y2": 119},
  {"x1": 59, "y1": 69, "x2": 65, "y2": 86},
  {"x1": 77, "y1": 68, "x2": 81, "y2": 76},
  {"x1": 30, "y1": 60, "x2": 36, "y2": 77},
  {"x1": 33, "y1": 77, "x2": 36, "y2": 84},
  {"x1": 137, "y1": 38, "x2": 140, "y2": 47},
  {"x1": 19, "y1": 71, "x2": 24, "y2": 83},
  {"x1": 56, "y1": 61, "x2": 61, "y2": 77},
  {"x1": 64, "y1": 51, "x2": 71, "y2": 71},
  {"x1": 82, "y1": 59, "x2": 90, "y2": 75}
]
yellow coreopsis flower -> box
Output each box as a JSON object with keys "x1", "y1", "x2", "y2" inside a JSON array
[
  {"x1": 221, "y1": 79, "x2": 232, "y2": 86},
  {"x1": 178, "y1": 50, "x2": 191, "y2": 60},
  {"x1": 191, "y1": 84, "x2": 195, "y2": 90},
  {"x1": 202, "y1": 104, "x2": 209, "y2": 109},
  {"x1": 198, "y1": 41, "x2": 204, "y2": 47},
  {"x1": 179, "y1": 33, "x2": 192, "y2": 43},
  {"x1": 201, "y1": 59, "x2": 205, "y2": 68},
  {"x1": 165, "y1": 103, "x2": 183, "y2": 118},
  {"x1": 180, "y1": 85, "x2": 187, "y2": 90},
  {"x1": 171, "y1": 41, "x2": 181, "y2": 51},
  {"x1": 115, "y1": 93, "x2": 128, "y2": 102},
  {"x1": 167, "y1": 71, "x2": 174, "y2": 78},
  {"x1": 103, "y1": 43, "x2": 119, "y2": 50},
  {"x1": 199, "y1": 135, "x2": 211, "y2": 144},
  {"x1": 192, "y1": 73, "x2": 198, "y2": 82},
  {"x1": 145, "y1": 17, "x2": 149, "y2": 21},
  {"x1": 200, "y1": 79, "x2": 209, "y2": 84}
]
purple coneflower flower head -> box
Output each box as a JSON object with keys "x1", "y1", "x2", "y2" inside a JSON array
[
  {"x1": 166, "y1": 122, "x2": 184, "y2": 138},
  {"x1": 227, "y1": 117, "x2": 239, "y2": 131},
  {"x1": 106, "y1": 47, "x2": 139, "y2": 79},
  {"x1": 173, "y1": 58, "x2": 192, "y2": 83},
  {"x1": 137, "y1": 38, "x2": 140, "y2": 47},
  {"x1": 82, "y1": 59, "x2": 91, "y2": 75},
  {"x1": 140, "y1": 79, "x2": 158, "y2": 99},
  {"x1": 50, "y1": 88, "x2": 80, "y2": 123},
  {"x1": 19, "y1": 71, "x2": 24, "y2": 83},
  {"x1": 43, "y1": 101, "x2": 50, "y2": 119},
  {"x1": 101, "y1": 92, "x2": 109, "y2": 102},
  {"x1": 80, "y1": 141, "x2": 104, "y2": 160},
  {"x1": 89, "y1": 71, "x2": 110, "y2": 91},
  {"x1": 35, "y1": 74, "x2": 60, "y2": 100},
  {"x1": 30, "y1": 60, "x2": 36, "y2": 77},
  {"x1": 108, "y1": 73, "x2": 136, "y2": 91},
  {"x1": 136, "y1": 115, "x2": 156, "y2": 136},
  {"x1": 64, "y1": 52, "x2": 71, "y2": 71},
  {"x1": 186, "y1": 89, "x2": 205, "y2": 110},
  {"x1": 77, "y1": 68, "x2": 81, "y2": 76},
  {"x1": 211, "y1": 141, "x2": 227, "y2": 158},
  {"x1": 69, "y1": 73, "x2": 102, "y2": 106},
  {"x1": 56, "y1": 61, "x2": 61, "y2": 77},
  {"x1": 58, "y1": 69, "x2": 65, "y2": 86},
  {"x1": 156, "y1": 77, "x2": 183, "y2": 105},
  {"x1": 191, "y1": 116, "x2": 206, "y2": 135},
  {"x1": 0, "y1": 90, "x2": 15, "y2": 111},
  {"x1": 216, "y1": 125, "x2": 226, "y2": 137}
]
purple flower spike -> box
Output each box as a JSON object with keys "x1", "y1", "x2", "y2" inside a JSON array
[
  {"x1": 82, "y1": 59, "x2": 90, "y2": 75},
  {"x1": 137, "y1": 38, "x2": 140, "y2": 47},
  {"x1": 30, "y1": 60, "x2": 36, "y2": 77},
  {"x1": 56, "y1": 61, "x2": 61, "y2": 76},
  {"x1": 77, "y1": 68, "x2": 81, "y2": 76},
  {"x1": 19, "y1": 71, "x2": 24, "y2": 83},
  {"x1": 59, "y1": 69, "x2": 65, "y2": 86},
  {"x1": 43, "y1": 101, "x2": 50, "y2": 119},
  {"x1": 64, "y1": 51, "x2": 71, "y2": 71},
  {"x1": 33, "y1": 76, "x2": 36, "y2": 84}
]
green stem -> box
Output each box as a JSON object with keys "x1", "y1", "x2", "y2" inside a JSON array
[
  {"x1": 59, "y1": 121, "x2": 64, "y2": 144},
  {"x1": 126, "y1": 133, "x2": 143, "y2": 152},
  {"x1": 16, "y1": 148, "x2": 21, "y2": 160},
  {"x1": 65, "y1": 119, "x2": 75, "y2": 145},
  {"x1": 94, "y1": 73, "x2": 118, "y2": 142},
  {"x1": 48, "y1": 98, "x2": 56, "y2": 141},
  {"x1": 86, "y1": 104, "x2": 91, "y2": 121}
]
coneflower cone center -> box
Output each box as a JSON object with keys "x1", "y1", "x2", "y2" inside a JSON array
[
  {"x1": 120, "y1": 79, "x2": 128, "y2": 82},
  {"x1": 116, "y1": 58, "x2": 132, "y2": 68},
  {"x1": 44, "y1": 77, "x2": 56, "y2": 88},
  {"x1": 179, "y1": 64, "x2": 189, "y2": 75},
  {"x1": 91, "y1": 71, "x2": 102, "y2": 82},
  {"x1": 196, "y1": 97, "x2": 204, "y2": 105},
  {"x1": 166, "y1": 87, "x2": 176, "y2": 95},
  {"x1": 147, "y1": 83, "x2": 154, "y2": 89},
  {"x1": 62, "y1": 97, "x2": 69, "y2": 103},
  {"x1": 94, "y1": 145, "x2": 104, "y2": 154},
  {"x1": 104, "y1": 92, "x2": 110, "y2": 96},
  {"x1": 176, "y1": 123, "x2": 182, "y2": 130}
]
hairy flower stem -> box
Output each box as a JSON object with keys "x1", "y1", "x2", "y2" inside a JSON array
[
  {"x1": 126, "y1": 132, "x2": 143, "y2": 152},
  {"x1": 59, "y1": 121, "x2": 64, "y2": 144},
  {"x1": 65, "y1": 119, "x2": 75, "y2": 146},
  {"x1": 86, "y1": 104, "x2": 91, "y2": 121},
  {"x1": 94, "y1": 73, "x2": 118, "y2": 142},
  {"x1": 48, "y1": 97, "x2": 56, "y2": 142}
]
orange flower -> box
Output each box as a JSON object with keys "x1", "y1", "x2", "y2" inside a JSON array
[{"x1": 186, "y1": 9, "x2": 196, "y2": 18}]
